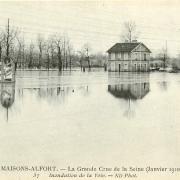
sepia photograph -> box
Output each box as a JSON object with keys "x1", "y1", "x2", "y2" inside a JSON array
[{"x1": 0, "y1": 0, "x2": 180, "y2": 179}]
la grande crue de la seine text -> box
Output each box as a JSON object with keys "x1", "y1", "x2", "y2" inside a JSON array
[{"x1": 1, "y1": 165, "x2": 180, "y2": 174}]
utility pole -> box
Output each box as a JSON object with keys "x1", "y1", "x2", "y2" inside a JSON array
[{"x1": 6, "y1": 18, "x2": 10, "y2": 57}]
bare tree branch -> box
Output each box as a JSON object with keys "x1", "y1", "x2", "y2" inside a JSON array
[{"x1": 121, "y1": 21, "x2": 139, "y2": 42}]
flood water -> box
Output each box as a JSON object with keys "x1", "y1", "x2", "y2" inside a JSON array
[{"x1": 0, "y1": 69, "x2": 180, "y2": 179}]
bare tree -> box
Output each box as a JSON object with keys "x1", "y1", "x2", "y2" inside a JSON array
[
  {"x1": 82, "y1": 43, "x2": 91, "y2": 70},
  {"x1": 45, "y1": 40, "x2": 51, "y2": 71},
  {"x1": 77, "y1": 51, "x2": 84, "y2": 70},
  {"x1": 0, "y1": 32, "x2": 4, "y2": 63},
  {"x1": 49, "y1": 38, "x2": 56, "y2": 68},
  {"x1": 62, "y1": 35, "x2": 70, "y2": 70},
  {"x1": 28, "y1": 42, "x2": 34, "y2": 68},
  {"x1": 37, "y1": 34, "x2": 45, "y2": 69},
  {"x1": 45, "y1": 35, "x2": 56, "y2": 68},
  {"x1": 121, "y1": 21, "x2": 139, "y2": 43},
  {"x1": 16, "y1": 38, "x2": 22, "y2": 68},
  {"x1": 67, "y1": 40, "x2": 73, "y2": 71},
  {"x1": 4, "y1": 20, "x2": 19, "y2": 59},
  {"x1": 53, "y1": 35, "x2": 62, "y2": 71},
  {"x1": 63, "y1": 37, "x2": 66, "y2": 70},
  {"x1": 16, "y1": 35, "x2": 26, "y2": 69},
  {"x1": 156, "y1": 47, "x2": 168, "y2": 68}
]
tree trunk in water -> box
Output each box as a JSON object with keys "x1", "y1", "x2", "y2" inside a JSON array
[
  {"x1": 47, "y1": 53, "x2": 50, "y2": 71},
  {"x1": 87, "y1": 56, "x2": 91, "y2": 70},
  {"x1": 0, "y1": 45, "x2": 1, "y2": 63},
  {"x1": 163, "y1": 54, "x2": 166, "y2": 69},
  {"x1": 80, "y1": 59, "x2": 82, "y2": 71},
  {"x1": 69, "y1": 55, "x2": 72, "y2": 71},
  {"x1": 15, "y1": 62, "x2": 17, "y2": 72},
  {"x1": 65, "y1": 51, "x2": 68, "y2": 69},
  {"x1": 38, "y1": 53, "x2": 42, "y2": 69},
  {"x1": 58, "y1": 46, "x2": 62, "y2": 71},
  {"x1": 51, "y1": 53, "x2": 54, "y2": 68},
  {"x1": 38, "y1": 47, "x2": 42, "y2": 69}
]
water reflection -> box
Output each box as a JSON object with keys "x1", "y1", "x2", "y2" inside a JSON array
[
  {"x1": 0, "y1": 83, "x2": 90, "y2": 122},
  {"x1": 158, "y1": 81, "x2": 168, "y2": 91},
  {"x1": 108, "y1": 81, "x2": 150, "y2": 100},
  {"x1": 108, "y1": 72, "x2": 150, "y2": 118},
  {"x1": 0, "y1": 83, "x2": 15, "y2": 121},
  {"x1": 17, "y1": 85, "x2": 89, "y2": 103},
  {"x1": 0, "y1": 70, "x2": 180, "y2": 167}
]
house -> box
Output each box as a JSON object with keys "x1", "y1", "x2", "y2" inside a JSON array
[{"x1": 107, "y1": 41, "x2": 151, "y2": 72}]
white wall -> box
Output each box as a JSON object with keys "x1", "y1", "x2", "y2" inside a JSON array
[{"x1": 110, "y1": 53, "x2": 115, "y2": 60}]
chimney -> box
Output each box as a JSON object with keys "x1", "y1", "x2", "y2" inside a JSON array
[{"x1": 132, "y1": 40, "x2": 138, "y2": 43}]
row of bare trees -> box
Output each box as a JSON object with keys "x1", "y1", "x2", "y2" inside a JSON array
[
  {"x1": 1, "y1": 29, "x2": 101, "y2": 71},
  {"x1": 0, "y1": 20, "x2": 82, "y2": 71},
  {"x1": 14, "y1": 33, "x2": 74, "y2": 71}
]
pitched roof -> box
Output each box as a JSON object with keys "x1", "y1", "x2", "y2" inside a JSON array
[{"x1": 107, "y1": 42, "x2": 151, "y2": 53}]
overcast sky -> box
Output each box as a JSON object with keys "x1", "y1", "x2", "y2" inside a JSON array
[{"x1": 0, "y1": 1, "x2": 180, "y2": 56}]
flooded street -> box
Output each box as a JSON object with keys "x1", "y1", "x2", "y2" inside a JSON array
[{"x1": 0, "y1": 70, "x2": 180, "y2": 176}]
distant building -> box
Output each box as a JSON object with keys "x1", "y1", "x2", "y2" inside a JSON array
[
  {"x1": 107, "y1": 41, "x2": 151, "y2": 72},
  {"x1": 150, "y1": 59, "x2": 165, "y2": 69}
]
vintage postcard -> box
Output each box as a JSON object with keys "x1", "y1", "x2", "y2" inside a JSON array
[{"x1": 0, "y1": 0, "x2": 180, "y2": 180}]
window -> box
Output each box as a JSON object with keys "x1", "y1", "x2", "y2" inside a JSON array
[
  {"x1": 128, "y1": 53, "x2": 131, "y2": 59},
  {"x1": 134, "y1": 64, "x2": 136, "y2": 70},
  {"x1": 111, "y1": 53, "x2": 115, "y2": 60},
  {"x1": 115, "y1": 53, "x2": 118, "y2": 60},
  {"x1": 144, "y1": 83, "x2": 146, "y2": 89},
  {"x1": 121, "y1": 52, "x2": 124, "y2": 60},
  {"x1": 144, "y1": 54, "x2": 146, "y2": 61},
  {"x1": 135, "y1": 53, "x2": 138, "y2": 60}
]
